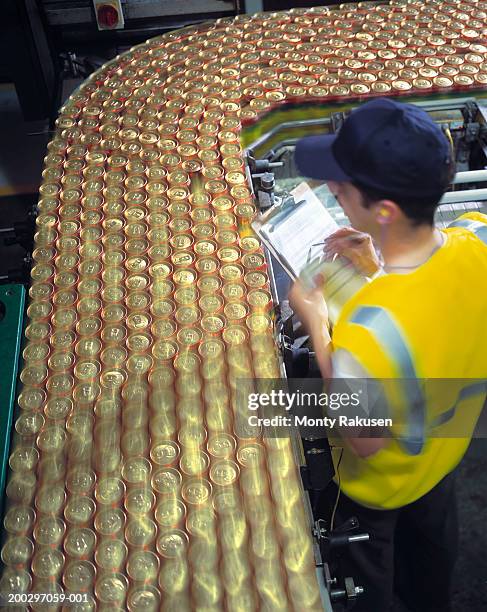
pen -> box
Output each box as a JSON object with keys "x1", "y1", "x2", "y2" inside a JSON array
[{"x1": 316, "y1": 234, "x2": 369, "y2": 248}]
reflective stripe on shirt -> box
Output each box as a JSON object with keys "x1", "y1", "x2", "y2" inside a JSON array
[
  {"x1": 448, "y1": 218, "x2": 487, "y2": 244},
  {"x1": 349, "y1": 305, "x2": 425, "y2": 456}
]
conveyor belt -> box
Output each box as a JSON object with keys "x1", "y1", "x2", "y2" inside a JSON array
[{"x1": 2, "y1": 1, "x2": 487, "y2": 610}]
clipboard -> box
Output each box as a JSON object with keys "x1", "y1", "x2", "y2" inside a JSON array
[{"x1": 252, "y1": 181, "x2": 339, "y2": 280}]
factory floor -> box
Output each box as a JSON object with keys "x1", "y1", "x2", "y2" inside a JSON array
[{"x1": 1, "y1": 85, "x2": 487, "y2": 611}]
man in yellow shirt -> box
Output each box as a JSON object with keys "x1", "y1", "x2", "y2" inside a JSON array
[{"x1": 290, "y1": 98, "x2": 487, "y2": 611}]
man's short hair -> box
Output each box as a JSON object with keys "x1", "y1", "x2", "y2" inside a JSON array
[{"x1": 353, "y1": 156, "x2": 456, "y2": 226}]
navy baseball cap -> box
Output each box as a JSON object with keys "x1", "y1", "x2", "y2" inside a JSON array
[{"x1": 294, "y1": 98, "x2": 452, "y2": 198}]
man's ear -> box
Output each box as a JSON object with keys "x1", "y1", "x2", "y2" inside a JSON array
[{"x1": 374, "y1": 200, "x2": 398, "y2": 224}]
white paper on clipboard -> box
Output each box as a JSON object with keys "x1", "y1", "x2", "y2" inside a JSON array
[{"x1": 252, "y1": 182, "x2": 339, "y2": 279}]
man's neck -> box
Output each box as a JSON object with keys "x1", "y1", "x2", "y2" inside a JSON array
[{"x1": 375, "y1": 224, "x2": 443, "y2": 271}]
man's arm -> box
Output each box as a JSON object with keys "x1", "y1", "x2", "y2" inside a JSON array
[
  {"x1": 288, "y1": 280, "x2": 333, "y2": 379},
  {"x1": 289, "y1": 280, "x2": 386, "y2": 458}
]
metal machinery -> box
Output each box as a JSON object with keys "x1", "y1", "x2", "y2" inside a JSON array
[
  {"x1": 4, "y1": 0, "x2": 260, "y2": 122},
  {"x1": 1, "y1": 1, "x2": 487, "y2": 610}
]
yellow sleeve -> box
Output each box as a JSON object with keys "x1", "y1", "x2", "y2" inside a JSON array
[{"x1": 447, "y1": 212, "x2": 487, "y2": 245}]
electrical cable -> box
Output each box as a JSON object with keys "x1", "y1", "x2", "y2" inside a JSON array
[{"x1": 330, "y1": 447, "x2": 344, "y2": 532}]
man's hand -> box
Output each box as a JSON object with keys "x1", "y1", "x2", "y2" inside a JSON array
[
  {"x1": 324, "y1": 227, "x2": 381, "y2": 276},
  {"x1": 289, "y1": 279, "x2": 329, "y2": 335}
]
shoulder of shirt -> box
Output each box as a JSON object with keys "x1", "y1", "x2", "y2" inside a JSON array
[{"x1": 454, "y1": 211, "x2": 487, "y2": 225}]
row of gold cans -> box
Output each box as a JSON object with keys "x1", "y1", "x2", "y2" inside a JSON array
[{"x1": 6, "y1": 0, "x2": 487, "y2": 609}]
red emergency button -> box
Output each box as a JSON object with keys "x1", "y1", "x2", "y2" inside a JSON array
[{"x1": 97, "y1": 4, "x2": 119, "y2": 28}]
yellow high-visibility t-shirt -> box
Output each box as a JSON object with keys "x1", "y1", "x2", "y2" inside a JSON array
[{"x1": 331, "y1": 212, "x2": 487, "y2": 509}]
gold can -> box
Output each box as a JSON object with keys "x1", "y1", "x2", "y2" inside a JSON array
[
  {"x1": 95, "y1": 539, "x2": 128, "y2": 573},
  {"x1": 156, "y1": 529, "x2": 189, "y2": 560},
  {"x1": 127, "y1": 550, "x2": 159, "y2": 584},
  {"x1": 239, "y1": 465, "x2": 269, "y2": 498},
  {"x1": 175, "y1": 305, "x2": 200, "y2": 326},
  {"x1": 199, "y1": 294, "x2": 224, "y2": 315},
  {"x1": 287, "y1": 569, "x2": 322, "y2": 610},
  {"x1": 173, "y1": 286, "x2": 199, "y2": 307},
  {"x1": 433, "y1": 76, "x2": 453, "y2": 88},
  {"x1": 95, "y1": 572, "x2": 128, "y2": 605},
  {"x1": 391, "y1": 79, "x2": 413, "y2": 91},
  {"x1": 251, "y1": 523, "x2": 280, "y2": 561},
  {"x1": 179, "y1": 450, "x2": 210, "y2": 476},
  {"x1": 4, "y1": 505, "x2": 36, "y2": 536},
  {"x1": 174, "y1": 351, "x2": 200, "y2": 375},
  {"x1": 37, "y1": 424, "x2": 66, "y2": 454},
  {"x1": 64, "y1": 496, "x2": 96, "y2": 526},
  {"x1": 172, "y1": 267, "x2": 197, "y2": 286},
  {"x1": 150, "y1": 440, "x2": 180, "y2": 467},
  {"x1": 151, "y1": 467, "x2": 181, "y2": 496},
  {"x1": 413, "y1": 78, "x2": 433, "y2": 90},
  {"x1": 63, "y1": 560, "x2": 96, "y2": 593},
  {"x1": 155, "y1": 498, "x2": 187, "y2": 529},
  {"x1": 222, "y1": 325, "x2": 248, "y2": 346},
  {"x1": 150, "y1": 298, "x2": 175, "y2": 318},
  {"x1": 181, "y1": 477, "x2": 212, "y2": 506},
  {"x1": 127, "y1": 586, "x2": 160, "y2": 612},
  {"x1": 149, "y1": 410, "x2": 177, "y2": 441},
  {"x1": 95, "y1": 476, "x2": 125, "y2": 506},
  {"x1": 35, "y1": 483, "x2": 65, "y2": 515},
  {"x1": 121, "y1": 428, "x2": 150, "y2": 457},
  {"x1": 9, "y1": 445, "x2": 39, "y2": 472},
  {"x1": 224, "y1": 302, "x2": 248, "y2": 323},
  {"x1": 201, "y1": 314, "x2": 226, "y2": 334},
  {"x1": 178, "y1": 421, "x2": 207, "y2": 448},
  {"x1": 125, "y1": 516, "x2": 158, "y2": 548},
  {"x1": 197, "y1": 275, "x2": 222, "y2": 294},
  {"x1": 0, "y1": 566, "x2": 31, "y2": 594},
  {"x1": 17, "y1": 386, "x2": 46, "y2": 411},
  {"x1": 209, "y1": 459, "x2": 240, "y2": 488},
  {"x1": 198, "y1": 338, "x2": 225, "y2": 360},
  {"x1": 94, "y1": 507, "x2": 126, "y2": 537},
  {"x1": 26, "y1": 301, "x2": 53, "y2": 322},
  {"x1": 63, "y1": 527, "x2": 97, "y2": 559},
  {"x1": 237, "y1": 442, "x2": 266, "y2": 469},
  {"x1": 31, "y1": 547, "x2": 65, "y2": 580},
  {"x1": 177, "y1": 326, "x2": 203, "y2": 347},
  {"x1": 207, "y1": 433, "x2": 237, "y2": 459},
  {"x1": 121, "y1": 457, "x2": 151, "y2": 485},
  {"x1": 151, "y1": 318, "x2": 177, "y2": 340},
  {"x1": 1, "y1": 535, "x2": 34, "y2": 566},
  {"x1": 15, "y1": 411, "x2": 45, "y2": 437}
]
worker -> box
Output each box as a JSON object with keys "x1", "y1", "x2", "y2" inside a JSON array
[{"x1": 290, "y1": 97, "x2": 487, "y2": 612}]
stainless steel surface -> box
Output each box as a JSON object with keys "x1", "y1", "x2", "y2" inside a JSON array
[
  {"x1": 453, "y1": 170, "x2": 487, "y2": 184},
  {"x1": 440, "y1": 190, "x2": 487, "y2": 204}
]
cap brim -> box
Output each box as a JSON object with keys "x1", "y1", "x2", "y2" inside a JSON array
[{"x1": 294, "y1": 134, "x2": 351, "y2": 182}]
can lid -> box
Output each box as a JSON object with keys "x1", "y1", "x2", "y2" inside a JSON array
[
  {"x1": 157, "y1": 529, "x2": 189, "y2": 558},
  {"x1": 95, "y1": 572, "x2": 128, "y2": 603},
  {"x1": 181, "y1": 478, "x2": 212, "y2": 505},
  {"x1": 63, "y1": 496, "x2": 95, "y2": 527},
  {"x1": 125, "y1": 516, "x2": 158, "y2": 547},
  {"x1": 94, "y1": 507, "x2": 126, "y2": 536}
]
